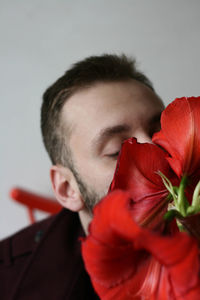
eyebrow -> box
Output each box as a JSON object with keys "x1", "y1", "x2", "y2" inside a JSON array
[
  {"x1": 92, "y1": 111, "x2": 163, "y2": 152},
  {"x1": 92, "y1": 124, "x2": 131, "y2": 150}
]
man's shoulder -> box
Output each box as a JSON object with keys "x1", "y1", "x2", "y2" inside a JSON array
[
  {"x1": 0, "y1": 208, "x2": 81, "y2": 265},
  {"x1": 0, "y1": 209, "x2": 88, "y2": 299},
  {"x1": 0, "y1": 213, "x2": 55, "y2": 265}
]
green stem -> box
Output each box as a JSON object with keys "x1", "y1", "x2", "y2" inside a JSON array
[
  {"x1": 177, "y1": 176, "x2": 189, "y2": 217},
  {"x1": 192, "y1": 180, "x2": 200, "y2": 208}
]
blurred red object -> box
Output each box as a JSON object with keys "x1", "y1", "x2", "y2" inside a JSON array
[{"x1": 10, "y1": 187, "x2": 62, "y2": 224}]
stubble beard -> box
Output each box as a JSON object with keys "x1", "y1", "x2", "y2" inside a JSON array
[
  {"x1": 63, "y1": 145, "x2": 106, "y2": 212},
  {"x1": 69, "y1": 161, "x2": 106, "y2": 212}
]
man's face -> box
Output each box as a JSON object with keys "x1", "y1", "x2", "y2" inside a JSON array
[{"x1": 61, "y1": 80, "x2": 164, "y2": 209}]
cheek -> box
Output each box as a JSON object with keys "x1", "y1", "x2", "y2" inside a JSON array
[
  {"x1": 90, "y1": 159, "x2": 117, "y2": 193},
  {"x1": 70, "y1": 137, "x2": 117, "y2": 195},
  {"x1": 76, "y1": 156, "x2": 116, "y2": 195}
]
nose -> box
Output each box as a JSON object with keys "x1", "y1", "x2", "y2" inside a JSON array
[{"x1": 133, "y1": 130, "x2": 152, "y2": 144}]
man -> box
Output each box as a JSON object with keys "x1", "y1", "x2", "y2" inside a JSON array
[{"x1": 0, "y1": 54, "x2": 164, "y2": 299}]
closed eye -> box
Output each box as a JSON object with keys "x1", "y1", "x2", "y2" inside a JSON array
[{"x1": 107, "y1": 151, "x2": 120, "y2": 158}]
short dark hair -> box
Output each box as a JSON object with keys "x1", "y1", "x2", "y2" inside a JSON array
[{"x1": 41, "y1": 54, "x2": 154, "y2": 166}]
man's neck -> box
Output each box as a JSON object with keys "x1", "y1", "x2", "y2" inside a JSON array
[{"x1": 78, "y1": 208, "x2": 93, "y2": 235}]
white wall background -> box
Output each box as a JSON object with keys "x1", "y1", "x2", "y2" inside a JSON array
[{"x1": 1, "y1": 0, "x2": 200, "y2": 239}]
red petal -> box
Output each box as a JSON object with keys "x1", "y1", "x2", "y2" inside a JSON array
[
  {"x1": 82, "y1": 191, "x2": 148, "y2": 298},
  {"x1": 82, "y1": 191, "x2": 200, "y2": 299},
  {"x1": 153, "y1": 97, "x2": 200, "y2": 177},
  {"x1": 136, "y1": 230, "x2": 200, "y2": 296},
  {"x1": 110, "y1": 138, "x2": 178, "y2": 227}
]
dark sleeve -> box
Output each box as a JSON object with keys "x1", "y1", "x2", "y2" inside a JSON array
[{"x1": 0, "y1": 216, "x2": 54, "y2": 299}]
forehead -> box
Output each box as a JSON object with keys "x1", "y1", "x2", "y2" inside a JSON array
[{"x1": 61, "y1": 80, "x2": 164, "y2": 145}]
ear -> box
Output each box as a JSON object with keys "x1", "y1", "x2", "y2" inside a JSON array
[{"x1": 50, "y1": 165, "x2": 84, "y2": 212}]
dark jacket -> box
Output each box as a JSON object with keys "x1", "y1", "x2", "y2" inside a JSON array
[{"x1": 0, "y1": 209, "x2": 99, "y2": 299}]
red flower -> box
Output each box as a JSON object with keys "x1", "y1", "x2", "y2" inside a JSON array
[
  {"x1": 110, "y1": 97, "x2": 200, "y2": 223},
  {"x1": 82, "y1": 191, "x2": 200, "y2": 299},
  {"x1": 153, "y1": 97, "x2": 200, "y2": 180},
  {"x1": 110, "y1": 138, "x2": 179, "y2": 229}
]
